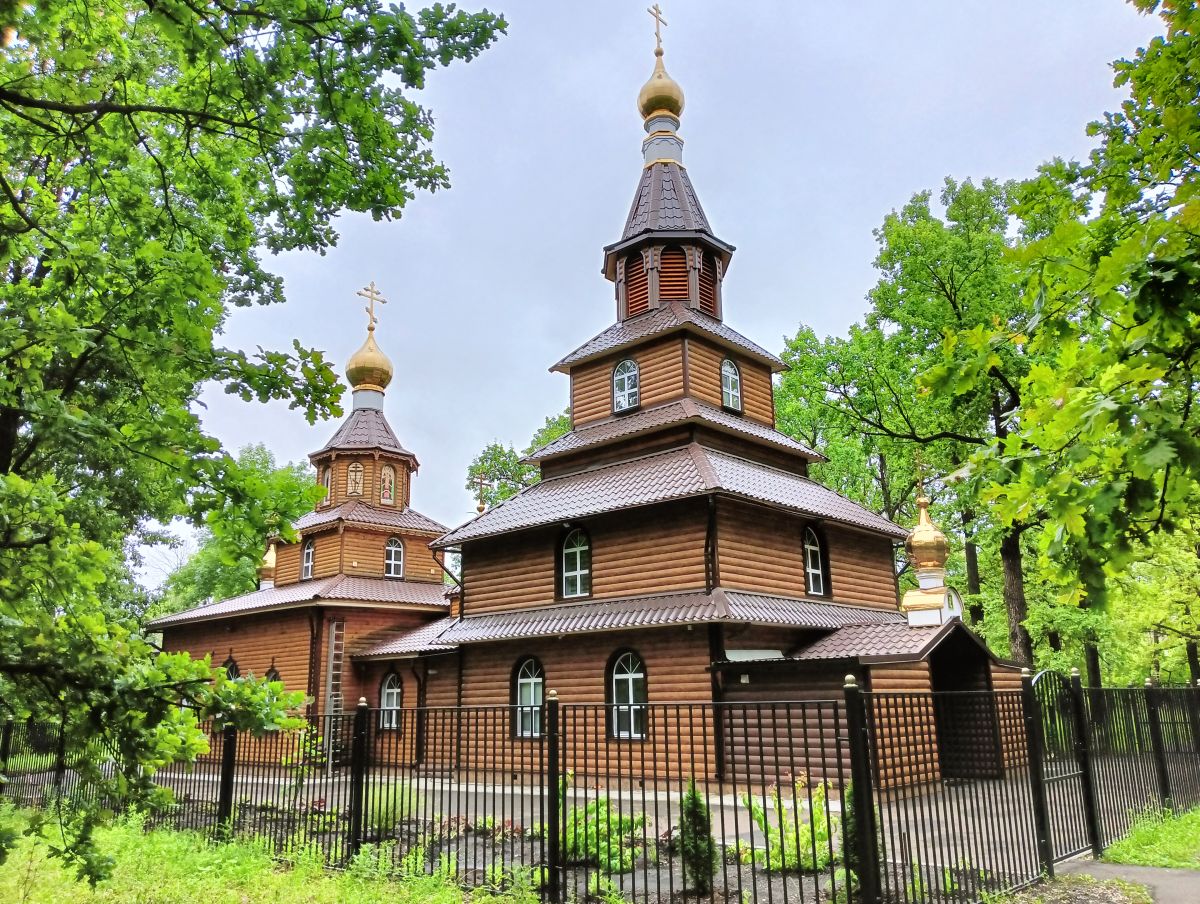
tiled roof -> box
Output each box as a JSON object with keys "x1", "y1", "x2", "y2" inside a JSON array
[
  {"x1": 314, "y1": 407, "x2": 413, "y2": 458},
  {"x1": 356, "y1": 617, "x2": 460, "y2": 659},
  {"x1": 526, "y1": 398, "x2": 822, "y2": 463},
  {"x1": 294, "y1": 501, "x2": 447, "y2": 535},
  {"x1": 622, "y1": 162, "x2": 712, "y2": 239},
  {"x1": 722, "y1": 592, "x2": 905, "y2": 629},
  {"x1": 148, "y1": 575, "x2": 449, "y2": 628},
  {"x1": 552, "y1": 302, "x2": 785, "y2": 373},
  {"x1": 790, "y1": 622, "x2": 949, "y2": 662},
  {"x1": 434, "y1": 443, "x2": 906, "y2": 548}
]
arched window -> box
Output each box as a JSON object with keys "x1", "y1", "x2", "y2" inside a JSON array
[
  {"x1": 560, "y1": 528, "x2": 591, "y2": 599},
  {"x1": 223, "y1": 657, "x2": 240, "y2": 680},
  {"x1": 721, "y1": 359, "x2": 742, "y2": 411},
  {"x1": 613, "y1": 359, "x2": 640, "y2": 413},
  {"x1": 319, "y1": 466, "x2": 331, "y2": 504},
  {"x1": 384, "y1": 537, "x2": 404, "y2": 578},
  {"x1": 380, "y1": 464, "x2": 396, "y2": 506},
  {"x1": 804, "y1": 527, "x2": 827, "y2": 597},
  {"x1": 264, "y1": 666, "x2": 281, "y2": 683},
  {"x1": 512, "y1": 658, "x2": 544, "y2": 738},
  {"x1": 379, "y1": 673, "x2": 403, "y2": 729},
  {"x1": 608, "y1": 651, "x2": 647, "y2": 740},
  {"x1": 347, "y1": 462, "x2": 364, "y2": 496},
  {"x1": 301, "y1": 538, "x2": 315, "y2": 580}
]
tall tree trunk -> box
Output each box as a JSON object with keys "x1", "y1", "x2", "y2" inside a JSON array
[
  {"x1": 1187, "y1": 640, "x2": 1200, "y2": 686},
  {"x1": 960, "y1": 508, "x2": 983, "y2": 624},
  {"x1": 1085, "y1": 640, "x2": 1106, "y2": 726},
  {"x1": 999, "y1": 529, "x2": 1033, "y2": 665},
  {"x1": 1047, "y1": 632, "x2": 1062, "y2": 653}
]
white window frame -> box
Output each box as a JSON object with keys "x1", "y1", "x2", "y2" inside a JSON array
[
  {"x1": 613, "y1": 359, "x2": 640, "y2": 413},
  {"x1": 301, "y1": 539, "x2": 315, "y2": 580},
  {"x1": 384, "y1": 537, "x2": 404, "y2": 578},
  {"x1": 611, "y1": 652, "x2": 647, "y2": 740},
  {"x1": 804, "y1": 527, "x2": 826, "y2": 596},
  {"x1": 380, "y1": 674, "x2": 402, "y2": 729},
  {"x1": 514, "y1": 659, "x2": 544, "y2": 738},
  {"x1": 721, "y1": 359, "x2": 742, "y2": 411},
  {"x1": 561, "y1": 529, "x2": 591, "y2": 598}
]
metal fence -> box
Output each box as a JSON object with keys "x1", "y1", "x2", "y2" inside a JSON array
[{"x1": 2, "y1": 672, "x2": 1199, "y2": 903}]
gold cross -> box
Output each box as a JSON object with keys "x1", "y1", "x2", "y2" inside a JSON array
[
  {"x1": 647, "y1": 3, "x2": 667, "y2": 51},
  {"x1": 475, "y1": 472, "x2": 490, "y2": 513},
  {"x1": 355, "y1": 281, "x2": 388, "y2": 330}
]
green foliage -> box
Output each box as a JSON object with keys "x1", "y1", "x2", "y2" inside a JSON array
[
  {"x1": 466, "y1": 409, "x2": 571, "y2": 507},
  {"x1": 0, "y1": 807, "x2": 537, "y2": 903},
  {"x1": 0, "y1": 0, "x2": 503, "y2": 882},
  {"x1": 738, "y1": 782, "x2": 837, "y2": 873},
  {"x1": 562, "y1": 794, "x2": 645, "y2": 875},
  {"x1": 1103, "y1": 807, "x2": 1200, "y2": 870},
  {"x1": 363, "y1": 781, "x2": 420, "y2": 836},
  {"x1": 153, "y1": 445, "x2": 320, "y2": 617},
  {"x1": 678, "y1": 776, "x2": 716, "y2": 894}
]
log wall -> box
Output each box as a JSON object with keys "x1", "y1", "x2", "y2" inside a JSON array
[
  {"x1": 867, "y1": 662, "x2": 941, "y2": 787},
  {"x1": 160, "y1": 609, "x2": 313, "y2": 695},
  {"x1": 339, "y1": 527, "x2": 444, "y2": 583},
  {"x1": 687, "y1": 340, "x2": 774, "y2": 426},
  {"x1": 569, "y1": 338, "x2": 686, "y2": 427}
]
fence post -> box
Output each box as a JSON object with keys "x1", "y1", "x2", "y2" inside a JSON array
[
  {"x1": 1144, "y1": 679, "x2": 1174, "y2": 811},
  {"x1": 215, "y1": 724, "x2": 238, "y2": 840},
  {"x1": 1068, "y1": 668, "x2": 1103, "y2": 857},
  {"x1": 842, "y1": 675, "x2": 881, "y2": 904},
  {"x1": 1020, "y1": 669, "x2": 1056, "y2": 878},
  {"x1": 347, "y1": 697, "x2": 370, "y2": 859},
  {"x1": 0, "y1": 720, "x2": 12, "y2": 773},
  {"x1": 545, "y1": 689, "x2": 562, "y2": 904}
]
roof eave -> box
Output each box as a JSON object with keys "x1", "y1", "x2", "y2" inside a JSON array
[
  {"x1": 550, "y1": 319, "x2": 784, "y2": 375},
  {"x1": 150, "y1": 597, "x2": 449, "y2": 630}
]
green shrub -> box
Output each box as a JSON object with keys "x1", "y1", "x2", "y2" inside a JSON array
[
  {"x1": 678, "y1": 777, "x2": 716, "y2": 893},
  {"x1": 363, "y1": 780, "x2": 419, "y2": 836},
  {"x1": 739, "y1": 781, "x2": 837, "y2": 873},
  {"x1": 562, "y1": 795, "x2": 645, "y2": 875}
]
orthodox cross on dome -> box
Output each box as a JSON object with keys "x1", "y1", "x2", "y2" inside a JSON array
[
  {"x1": 356, "y1": 281, "x2": 388, "y2": 331},
  {"x1": 647, "y1": 3, "x2": 667, "y2": 51},
  {"x1": 474, "y1": 472, "x2": 490, "y2": 514}
]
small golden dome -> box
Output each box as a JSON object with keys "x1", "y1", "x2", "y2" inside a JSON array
[
  {"x1": 637, "y1": 48, "x2": 684, "y2": 119},
  {"x1": 346, "y1": 326, "x2": 393, "y2": 392},
  {"x1": 905, "y1": 495, "x2": 949, "y2": 571}
]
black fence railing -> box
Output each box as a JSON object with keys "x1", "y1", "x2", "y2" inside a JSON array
[{"x1": 2, "y1": 673, "x2": 1198, "y2": 903}]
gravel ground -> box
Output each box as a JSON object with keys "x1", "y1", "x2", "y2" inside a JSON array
[{"x1": 994, "y1": 874, "x2": 1152, "y2": 904}]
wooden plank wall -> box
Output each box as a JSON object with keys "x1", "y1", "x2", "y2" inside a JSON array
[
  {"x1": 161, "y1": 610, "x2": 313, "y2": 694},
  {"x1": 717, "y1": 501, "x2": 900, "y2": 611},
  {"x1": 991, "y1": 664, "x2": 1029, "y2": 769},
  {"x1": 569, "y1": 338, "x2": 685, "y2": 427},
  {"x1": 462, "y1": 499, "x2": 708, "y2": 614},
  {"x1": 687, "y1": 341, "x2": 774, "y2": 426},
  {"x1": 867, "y1": 662, "x2": 942, "y2": 788},
  {"x1": 339, "y1": 527, "x2": 444, "y2": 583}
]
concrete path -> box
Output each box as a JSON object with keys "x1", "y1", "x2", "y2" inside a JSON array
[{"x1": 1061, "y1": 860, "x2": 1197, "y2": 904}]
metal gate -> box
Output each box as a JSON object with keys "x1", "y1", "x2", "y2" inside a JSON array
[{"x1": 1031, "y1": 670, "x2": 1094, "y2": 860}]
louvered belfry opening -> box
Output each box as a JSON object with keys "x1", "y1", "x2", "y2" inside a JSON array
[
  {"x1": 698, "y1": 251, "x2": 719, "y2": 317},
  {"x1": 625, "y1": 252, "x2": 649, "y2": 317},
  {"x1": 658, "y1": 246, "x2": 689, "y2": 301}
]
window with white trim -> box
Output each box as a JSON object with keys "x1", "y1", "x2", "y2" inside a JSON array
[
  {"x1": 721, "y1": 359, "x2": 742, "y2": 411},
  {"x1": 384, "y1": 537, "x2": 404, "y2": 578},
  {"x1": 301, "y1": 539, "x2": 315, "y2": 580},
  {"x1": 561, "y1": 529, "x2": 591, "y2": 598},
  {"x1": 609, "y1": 651, "x2": 647, "y2": 740},
  {"x1": 613, "y1": 359, "x2": 640, "y2": 413},
  {"x1": 804, "y1": 527, "x2": 826, "y2": 596},
  {"x1": 513, "y1": 658, "x2": 544, "y2": 738},
  {"x1": 380, "y1": 674, "x2": 403, "y2": 729}
]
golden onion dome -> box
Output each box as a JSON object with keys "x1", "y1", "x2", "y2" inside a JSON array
[
  {"x1": 905, "y1": 495, "x2": 949, "y2": 571},
  {"x1": 346, "y1": 326, "x2": 393, "y2": 392},
  {"x1": 637, "y1": 48, "x2": 685, "y2": 119}
]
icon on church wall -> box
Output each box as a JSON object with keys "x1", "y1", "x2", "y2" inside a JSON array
[
  {"x1": 347, "y1": 462, "x2": 364, "y2": 496},
  {"x1": 380, "y1": 464, "x2": 396, "y2": 505}
]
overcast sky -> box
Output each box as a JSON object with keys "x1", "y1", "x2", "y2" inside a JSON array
[{"x1": 139, "y1": 1, "x2": 1163, "y2": 586}]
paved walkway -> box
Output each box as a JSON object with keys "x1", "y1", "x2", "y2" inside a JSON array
[{"x1": 1061, "y1": 860, "x2": 1197, "y2": 904}]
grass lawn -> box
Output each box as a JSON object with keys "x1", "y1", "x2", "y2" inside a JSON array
[
  {"x1": 1104, "y1": 808, "x2": 1200, "y2": 870},
  {"x1": 990, "y1": 875, "x2": 1152, "y2": 904},
  {"x1": 0, "y1": 807, "x2": 538, "y2": 904}
]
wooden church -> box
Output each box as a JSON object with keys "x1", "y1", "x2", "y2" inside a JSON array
[{"x1": 153, "y1": 32, "x2": 1019, "y2": 775}]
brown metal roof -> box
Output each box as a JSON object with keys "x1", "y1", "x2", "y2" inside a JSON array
[
  {"x1": 552, "y1": 301, "x2": 784, "y2": 373},
  {"x1": 148, "y1": 575, "x2": 449, "y2": 629},
  {"x1": 410, "y1": 588, "x2": 903, "y2": 647},
  {"x1": 790, "y1": 622, "x2": 946, "y2": 661},
  {"x1": 355, "y1": 617, "x2": 460, "y2": 659},
  {"x1": 294, "y1": 500, "x2": 447, "y2": 535},
  {"x1": 526, "y1": 398, "x2": 823, "y2": 463},
  {"x1": 313, "y1": 407, "x2": 414, "y2": 458},
  {"x1": 434, "y1": 443, "x2": 906, "y2": 548},
  {"x1": 622, "y1": 162, "x2": 712, "y2": 240}
]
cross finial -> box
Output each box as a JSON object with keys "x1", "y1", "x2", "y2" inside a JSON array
[
  {"x1": 474, "y1": 472, "x2": 490, "y2": 514},
  {"x1": 355, "y1": 281, "x2": 388, "y2": 331},
  {"x1": 647, "y1": 3, "x2": 667, "y2": 52}
]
